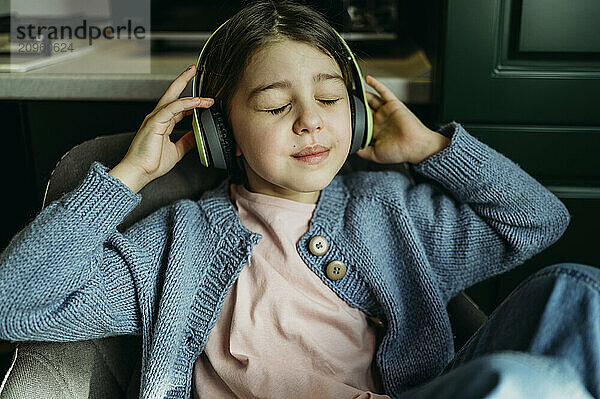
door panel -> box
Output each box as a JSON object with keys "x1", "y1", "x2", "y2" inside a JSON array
[{"x1": 441, "y1": 0, "x2": 600, "y2": 125}]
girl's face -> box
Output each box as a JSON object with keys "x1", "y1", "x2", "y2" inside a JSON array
[{"x1": 230, "y1": 39, "x2": 352, "y2": 204}]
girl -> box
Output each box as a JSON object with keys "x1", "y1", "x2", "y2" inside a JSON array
[{"x1": 1, "y1": 1, "x2": 599, "y2": 398}]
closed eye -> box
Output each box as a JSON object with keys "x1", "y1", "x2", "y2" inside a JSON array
[
  {"x1": 266, "y1": 105, "x2": 288, "y2": 115},
  {"x1": 266, "y1": 99, "x2": 341, "y2": 115}
]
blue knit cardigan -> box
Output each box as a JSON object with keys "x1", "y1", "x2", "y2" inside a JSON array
[{"x1": 0, "y1": 122, "x2": 570, "y2": 398}]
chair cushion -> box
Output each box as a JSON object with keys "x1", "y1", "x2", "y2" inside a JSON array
[{"x1": 0, "y1": 336, "x2": 141, "y2": 399}]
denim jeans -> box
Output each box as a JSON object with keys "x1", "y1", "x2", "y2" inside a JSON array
[{"x1": 398, "y1": 263, "x2": 600, "y2": 399}]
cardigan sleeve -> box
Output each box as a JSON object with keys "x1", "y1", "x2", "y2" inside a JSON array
[
  {"x1": 406, "y1": 122, "x2": 571, "y2": 301},
  {"x1": 0, "y1": 162, "x2": 169, "y2": 342}
]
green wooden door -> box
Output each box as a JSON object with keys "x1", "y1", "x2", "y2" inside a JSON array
[{"x1": 437, "y1": 0, "x2": 600, "y2": 313}]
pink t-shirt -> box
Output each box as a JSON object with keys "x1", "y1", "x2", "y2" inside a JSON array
[{"x1": 192, "y1": 183, "x2": 390, "y2": 399}]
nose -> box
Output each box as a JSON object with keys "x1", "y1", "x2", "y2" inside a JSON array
[{"x1": 292, "y1": 101, "x2": 322, "y2": 135}]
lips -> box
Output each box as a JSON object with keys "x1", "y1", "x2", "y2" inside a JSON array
[{"x1": 292, "y1": 144, "x2": 330, "y2": 157}]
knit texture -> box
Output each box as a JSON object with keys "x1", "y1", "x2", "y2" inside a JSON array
[{"x1": 0, "y1": 122, "x2": 571, "y2": 398}]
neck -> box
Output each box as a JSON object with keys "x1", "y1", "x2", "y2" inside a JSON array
[{"x1": 244, "y1": 180, "x2": 321, "y2": 204}]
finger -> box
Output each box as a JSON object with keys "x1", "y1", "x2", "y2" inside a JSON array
[
  {"x1": 365, "y1": 75, "x2": 398, "y2": 103},
  {"x1": 174, "y1": 130, "x2": 196, "y2": 162},
  {"x1": 152, "y1": 97, "x2": 213, "y2": 126},
  {"x1": 173, "y1": 109, "x2": 194, "y2": 124},
  {"x1": 366, "y1": 91, "x2": 383, "y2": 110},
  {"x1": 355, "y1": 145, "x2": 376, "y2": 163},
  {"x1": 154, "y1": 65, "x2": 197, "y2": 111}
]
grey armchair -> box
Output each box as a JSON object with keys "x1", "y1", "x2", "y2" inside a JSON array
[{"x1": 0, "y1": 131, "x2": 487, "y2": 399}]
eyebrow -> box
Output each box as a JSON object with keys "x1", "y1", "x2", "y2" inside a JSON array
[{"x1": 247, "y1": 72, "x2": 345, "y2": 100}]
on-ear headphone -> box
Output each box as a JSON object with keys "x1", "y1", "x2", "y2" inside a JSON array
[{"x1": 192, "y1": 18, "x2": 373, "y2": 173}]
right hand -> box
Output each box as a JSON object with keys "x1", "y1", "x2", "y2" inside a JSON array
[{"x1": 109, "y1": 65, "x2": 214, "y2": 193}]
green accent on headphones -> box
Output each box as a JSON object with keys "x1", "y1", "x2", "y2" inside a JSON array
[{"x1": 192, "y1": 18, "x2": 373, "y2": 172}]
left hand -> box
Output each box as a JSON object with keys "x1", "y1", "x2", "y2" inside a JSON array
[{"x1": 356, "y1": 75, "x2": 450, "y2": 165}]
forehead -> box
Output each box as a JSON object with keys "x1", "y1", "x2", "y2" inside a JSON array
[{"x1": 240, "y1": 40, "x2": 343, "y2": 88}]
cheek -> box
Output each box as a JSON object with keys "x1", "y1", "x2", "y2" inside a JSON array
[
  {"x1": 230, "y1": 113, "x2": 263, "y2": 155},
  {"x1": 334, "y1": 104, "x2": 353, "y2": 148},
  {"x1": 235, "y1": 124, "x2": 287, "y2": 163}
]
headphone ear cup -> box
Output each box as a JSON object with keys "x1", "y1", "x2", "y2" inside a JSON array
[
  {"x1": 349, "y1": 94, "x2": 366, "y2": 155},
  {"x1": 209, "y1": 107, "x2": 236, "y2": 174},
  {"x1": 347, "y1": 89, "x2": 356, "y2": 155}
]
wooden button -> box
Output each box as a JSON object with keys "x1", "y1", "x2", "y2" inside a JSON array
[
  {"x1": 326, "y1": 260, "x2": 346, "y2": 281},
  {"x1": 309, "y1": 235, "x2": 329, "y2": 256}
]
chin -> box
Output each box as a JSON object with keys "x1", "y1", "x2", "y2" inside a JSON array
[{"x1": 287, "y1": 171, "x2": 336, "y2": 192}]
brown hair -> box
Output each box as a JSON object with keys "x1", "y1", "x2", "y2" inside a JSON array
[{"x1": 199, "y1": 0, "x2": 355, "y2": 185}]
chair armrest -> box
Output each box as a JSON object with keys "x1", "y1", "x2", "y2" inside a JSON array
[
  {"x1": 447, "y1": 292, "x2": 488, "y2": 351},
  {"x1": 0, "y1": 336, "x2": 141, "y2": 399}
]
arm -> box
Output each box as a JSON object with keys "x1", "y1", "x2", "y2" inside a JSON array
[
  {"x1": 0, "y1": 65, "x2": 214, "y2": 342},
  {"x1": 0, "y1": 162, "x2": 148, "y2": 341},
  {"x1": 407, "y1": 122, "x2": 570, "y2": 301},
  {"x1": 361, "y1": 75, "x2": 569, "y2": 301}
]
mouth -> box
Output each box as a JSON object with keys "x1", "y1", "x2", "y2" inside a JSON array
[
  {"x1": 292, "y1": 144, "x2": 330, "y2": 157},
  {"x1": 292, "y1": 145, "x2": 331, "y2": 165}
]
